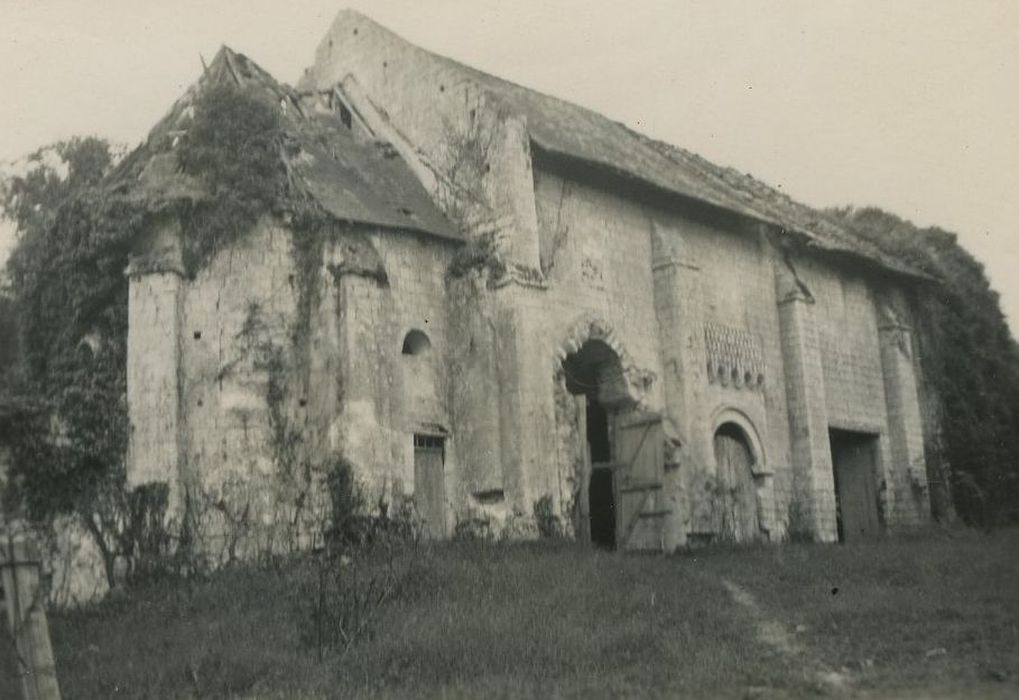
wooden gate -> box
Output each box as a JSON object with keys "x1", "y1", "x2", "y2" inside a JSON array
[
  {"x1": 413, "y1": 435, "x2": 446, "y2": 539},
  {"x1": 712, "y1": 427, "x2": 761, "y2": 542},
  {"x1": 613, "y1": 412, "x2": 669, "y2": 551}
]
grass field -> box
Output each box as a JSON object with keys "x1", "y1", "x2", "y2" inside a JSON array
[{"x1": 2, "y1": 527, "x2": 1018, "y2": 698}]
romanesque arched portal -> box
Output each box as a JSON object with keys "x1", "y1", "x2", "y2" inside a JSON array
[{"x1": 552, "y1": 315, "x2": 660, "y2": 548}]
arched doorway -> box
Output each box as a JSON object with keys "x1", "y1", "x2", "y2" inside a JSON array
[
  {"x1": 712, "y1": 423, "x2": 762, "y2": 542},
  {"x1": 562, "y1": 339, "x2": 630, "y2": 548}
]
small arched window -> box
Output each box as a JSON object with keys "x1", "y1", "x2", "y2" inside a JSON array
[{"x1": 401, "y1": 329, "x2": 431, "y2": 356}]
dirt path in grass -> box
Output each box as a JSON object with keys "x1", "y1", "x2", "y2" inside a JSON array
[{"x1": 721, "y1": 578, "x2": 853, "y2": 696}]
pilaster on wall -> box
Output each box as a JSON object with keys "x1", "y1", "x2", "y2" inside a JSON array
[
  {"x1": 651, "y1": 222, "x2": 704, "y2": 426},
  {"x1": 329, "y1": 268, "x2": 401, "y2": 500},
  {"x1": 490, "y1": 284, "x2": 556, "y2": 521},
  {"x1": 485, "y1": 113, "x2": 543, "y2": 272},
  {"x1": 125, "y1": 218, "x2": 186, "y2": 510},
  {"x1": 774, "y1": 260, "x2": 838, "y2": 542},
  {"x1": 876, "y1": 290, "x2": 930, "y2": 527},
  {"x1": 650, "y1": 222, "x2": 704, "y2": 548}
]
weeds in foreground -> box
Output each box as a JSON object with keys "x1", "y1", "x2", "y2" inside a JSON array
[{"x1": 8, "y1": 528, "x2": 1017, "y2": 699}]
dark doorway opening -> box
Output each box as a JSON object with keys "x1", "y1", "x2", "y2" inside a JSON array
[
  {"x1": 829, "y1": 429, "x2": 881, "y2": 543},
  {"x1": 587, "y1": 398, "x2": 615, "y2": 547},
  {"x1": 587, "y1": 398, "x2": 610, "y2": 463},
  {"x1": 562, "y1": 339, "x2": 622, "y2": 549},
  {"x1": 589, "y1": 466, "x2": 616, "y2": 547}
]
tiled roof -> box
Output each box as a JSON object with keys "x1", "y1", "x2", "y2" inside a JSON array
[{"x1": 423, "y1": 44, "x2": 925, "y2": 278}]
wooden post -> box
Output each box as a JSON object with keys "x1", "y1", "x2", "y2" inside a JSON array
[{"x1": 0, "y1": 533, "x2": 61, "y2": 700}]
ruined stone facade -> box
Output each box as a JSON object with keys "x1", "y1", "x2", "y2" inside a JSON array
[{"x1": 126, "y1": 12, "x2": 932, "y2": 552}]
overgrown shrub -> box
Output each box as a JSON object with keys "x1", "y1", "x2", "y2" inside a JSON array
[
  {"x1": 295, "y1": 461, "x2": 420, "y2": 660},
  {"x1": 785, "y1": 488, "x2": 814, "y2": 544},
  {"x1": 446, "y1": 229, "x2": 505, "y2": 281},
  {"x1": 453, "y1": 512, "x2": 495, "y2": 542},
  {"x1": 0, "y1": 81, "x2": 328, "y2": 586},
  {"x1": 533, "y1": 494, "x2": 564, "y2": 539},
  {"x1": 294, "y1": 540, "x2": 417, "y2": 659},
  {"x1": 176, "y1": 83, "x2": 289, "y2": 273}
]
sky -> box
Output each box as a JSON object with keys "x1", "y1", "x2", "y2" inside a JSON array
[{"x1": 2, "y1": 0, "x2": 1017, "y2": 332}]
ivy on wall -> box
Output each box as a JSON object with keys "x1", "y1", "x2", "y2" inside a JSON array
[{"x1": 0, "y1": 81, "x2": 337, "y2": 583}]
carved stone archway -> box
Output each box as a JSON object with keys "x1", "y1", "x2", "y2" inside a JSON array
[
  {"x1": 553, "y1": 314, "x2": 656, "y2": 410},
  {"x1": 550, "y1": 314, "x2": 658, "y2": 543}
]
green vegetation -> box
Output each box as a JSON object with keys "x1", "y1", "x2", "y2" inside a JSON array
[
  {"x1": 175, "y1": 82, "x2": 297, "y2": 274},
  {"x1": 1, "y1": 138, "x2": 136, "y2": 585},
  {"x1": 0, "y1": 82, "x2": 318, "y2": 586},
  {"x1": 1, "y1": 529, "x2": 1015, "y2": 699},
  {"x1": 829, "y1": 207, "x2": 1019, "y2": 526}
]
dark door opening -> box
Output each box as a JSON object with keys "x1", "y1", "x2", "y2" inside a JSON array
[
  {"x1": 589, "y1": 466, "x2": 616, "y2": 547},
  {"x1": 562, "y1": 338, "x2": 624, "y2": 549},
  {"x1": 829, "y1": 429, "x2": 881, "y2": 543},
  {"x1": 587, "y1": 395, "x2": 615, "y2": 548},
  {"x1": 587, "y1": 398, "x2": 610, "y2": 463}
]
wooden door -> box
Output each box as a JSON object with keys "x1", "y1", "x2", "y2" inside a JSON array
[
  {"x1": 414, "y1": 435, "x2": 446, "y2": 539},
  {"x1": 712, "y1": 428, "x2": 760, "y2": 542},
  {"x1": 614, "y1": 412, "x2": 666, "y2": 550},
  {"x1": 830, "y1": 431, "x2": 880, "y2": 542}
]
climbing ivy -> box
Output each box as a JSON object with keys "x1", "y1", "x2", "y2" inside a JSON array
[
  {"x1": 0, "y1": 81, "x2": 337, "y2": 583},
  {"x1": 3, "y1": 140, "x2": 135, "y2": 521},
  {"x1": 176, "y1": 83, "x2": 289, "y2": 273}
]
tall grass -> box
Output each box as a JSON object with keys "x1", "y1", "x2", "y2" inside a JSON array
[{"x1": 3, "y1": 528, "x2": 1017, "y2": 698}]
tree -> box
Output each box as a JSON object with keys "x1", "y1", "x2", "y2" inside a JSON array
[
  {"x1": 0, "y1": 137, "x2": 146, "y2": 586},
  {"x1": 1, "y1": 83, "x2": 294, "y2": 585}
]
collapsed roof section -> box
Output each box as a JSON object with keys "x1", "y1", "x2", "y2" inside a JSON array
[{"x1": 107, "y1": 46, "x2": 457, "y2": 242}]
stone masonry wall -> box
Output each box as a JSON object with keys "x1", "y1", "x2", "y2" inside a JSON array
[
  {"x1": 653, "y1": 216, "x2": 792, "y2": 542},
  {"x1": 126, "y1": 218, "x2": 186, "y2": 507},
  {"x1": 126, "y1": 270, "x2": 183, "y2": 496},
  {"x1": 180, "y1": 219, "x2": 307, "y2": 551},
  {"x1": 330, "y1": 228, "x2": 457, "y2": 531},
  {"x1": 532, "y1": 170, "x2": 793, "y2": 543},
  {"x1": 128, "y1": 214, "x2": 462, "y2": 551},
  {"x1": 532, "y1": 167, "x2": 929, "y2": 542}
]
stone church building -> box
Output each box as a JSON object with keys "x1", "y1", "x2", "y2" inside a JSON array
[{"x1": 125, "y1": 11, "x2": 933, "y2": 552}]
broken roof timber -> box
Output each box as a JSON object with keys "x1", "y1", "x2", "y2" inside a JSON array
[{"x1": 108, "y1": 46, "x2": 458, "y2": 243}]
